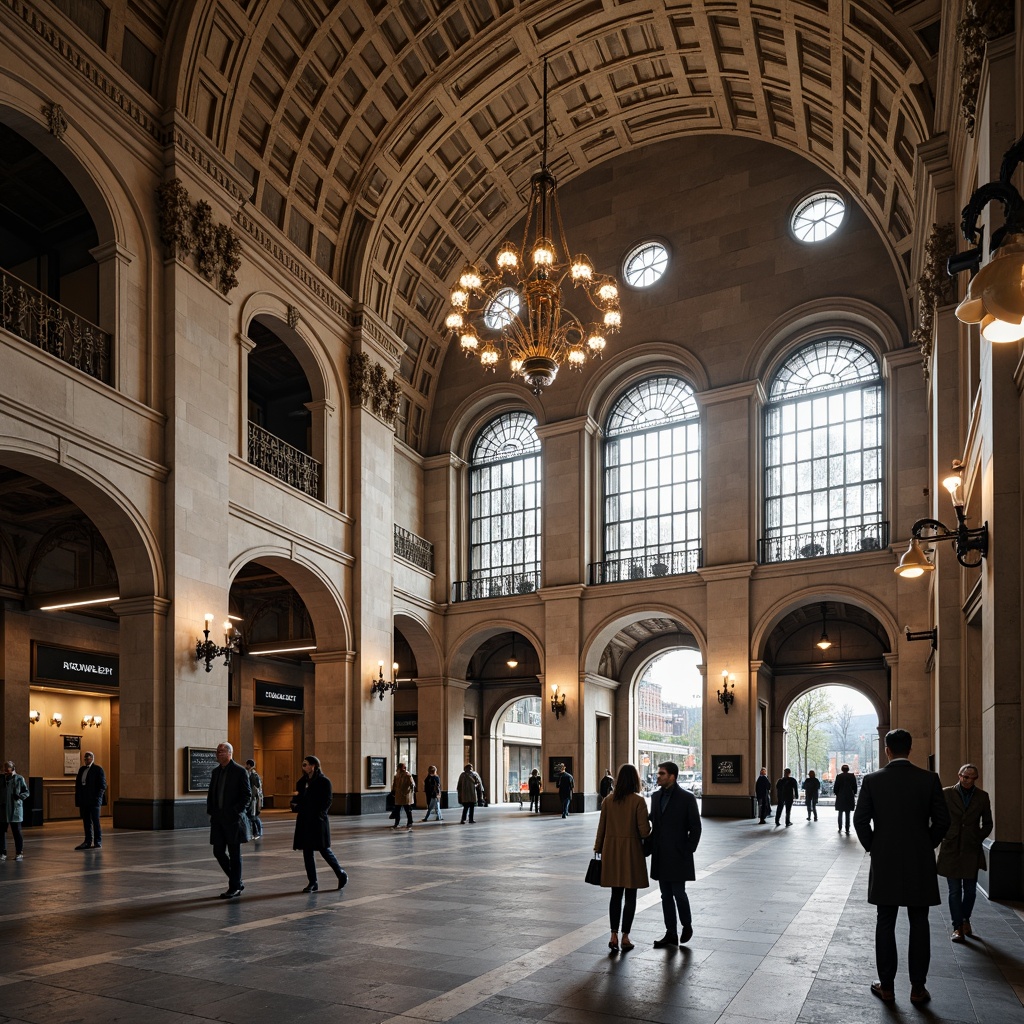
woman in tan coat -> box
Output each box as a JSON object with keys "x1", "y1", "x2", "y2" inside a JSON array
[
  {"x1": 594, "y1": 763, "x2": 652, "y2": 952},
  {"x1": 391, "y1": 763, "x2": 416, "y2": 829}
]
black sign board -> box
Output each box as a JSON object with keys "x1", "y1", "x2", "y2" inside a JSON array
[
  {"x1": 367, "y1": 756, "x2": 387, "y2": 788},
  {"x1": 187, "y1": 747, "x2": 219, "y2": 791},
  {"x1": 254, "y1": 682, "x2": 304, "y2": 711},
  {"x1": 711, "y1": 754, "x2": 743, "y2": 784},
  {"x1": 34, "y1": 643, "x2": 119, "y2": 688},
  {"x1": 393, "y1": 712, "x2": 417, "y2": 733},
  {"x1": 548, "y1": 756, "x2": 574, "y2": 783}
]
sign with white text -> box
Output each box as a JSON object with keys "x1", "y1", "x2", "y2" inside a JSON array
[{"x1": 34, "y1": 644, "x2": 119, "y2": 688}]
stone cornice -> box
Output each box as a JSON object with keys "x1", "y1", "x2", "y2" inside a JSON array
[
  {"x1": 538, "y1": 584, "x2": 586, "y2": 601},
  {"x1": 352, "y1": 306, "x2": 402, "y2": 367},
  {"x1": 535, "y1": 414, "x2": 598, "y2": 441},
  {"x1": 163, "y1": 114, "x2": 254, "y2": 207},
  {"x1": 112, "y1": 596, "x2": 171, "y2": 617},
  {"x1": 698, "y1": 562, "x2": 757, "y2": 583},
  {"x1": 695, "y1": 379, "x2": 763, "y2": 409},
  {"x1": 423, "y1": 452, "x2": 467, "y2": 472}
]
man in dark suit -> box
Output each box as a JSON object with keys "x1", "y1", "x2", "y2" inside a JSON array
[
  {"x1": 853, "y1": 728, "x2": 950, "y2": 1006},
  {"x1": 206, "y1": 742, "x2": 251, "y2": 898},
  {"x1": 650, "y1": 760, "x2": 702, "y2": 947},
  {"x1": 774, "y1": 767, "x2": 799, "y2": 826},
  {"x1": 74, "y1": 751, "x2": 106, "y2": 849}
]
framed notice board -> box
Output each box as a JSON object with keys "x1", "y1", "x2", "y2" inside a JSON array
[
  {"x1": 367, "y1": 756, "x2": 387, "y2": 788},
  {"x1": 187, "y1": 747, "x2": 219, "y2": 792}
]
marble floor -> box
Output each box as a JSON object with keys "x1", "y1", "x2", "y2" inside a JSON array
[{"x1": 1, "y1": 806, "x2": 1022, "y2": 1024}]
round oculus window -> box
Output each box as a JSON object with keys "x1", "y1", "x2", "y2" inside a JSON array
[
  {"x1": 623, "y1": 240, "x2": 669, "y2": 288},
  {"x1": 790, "y1": 191, "x2": 846, "y2": 243},
  {"x1": 484, "y1": 287, "x2": 520, "y2": 330}
]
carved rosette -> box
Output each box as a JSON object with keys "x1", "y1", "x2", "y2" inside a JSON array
[
  {"x1": 349, "y1": 352, "x2": 401, "y2": 427},
  {"x1": 913, "y1": 223, "x2": 957, "y2": 381},
  {"x1": 957, "y1": 0, "x2": 1014, "y2": 137},
  {"x1": 156, "y1": 179, "x2": 242, "y2": 295}
]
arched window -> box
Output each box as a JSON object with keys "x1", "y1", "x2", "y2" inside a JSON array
[
  {"x1": 464, "y1": 412, "x2": 541, "y2": 599},
  {"x1": 763, "y1": 338, "x2": 884, "y2": 562},
  {"x1": 599, "y1": 375, "x2": 701, "y2": 582}
]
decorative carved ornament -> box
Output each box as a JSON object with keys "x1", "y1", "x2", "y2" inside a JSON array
[
  {"x1": 913, "y1": 223, "x2": 957, "y2": 380},
  {"x1": 958, "y1": 0, "x2": 1014, "y2": 137},
  {"x1": 349, "y1": 353, "x2": 401, "y2": 427},
  {"x1": 156, "y1": 179, "x2": 241, "y2": 295},
  {"x1": 45, "y1": 102, "x2": 68, "y2": 140}
]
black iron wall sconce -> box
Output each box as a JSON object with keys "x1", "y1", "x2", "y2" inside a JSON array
[
  {"x1": 717, "y1": 672, "x2": 735, "y2": 713},
  {"x1": 894, "y1": 461, "x2": 988, "y2": 577},
  {"x1": 550, "y1": 684, "x2": 567, "y2": 719},
  {"x1": 195, "y1": 614, "x2": 242, "y2": 672},
  {"x1": 905, "y1": 626, "x2": 938, "y2": 650},
  {"x1": 371, "y1": 661, "x2": 398, "y2": 700}
]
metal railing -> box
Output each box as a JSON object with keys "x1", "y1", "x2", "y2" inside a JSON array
[
  {"x1": 588, "y1": 548, "x2": 703, "y2": 585},
  {"x1": 452, "y1": 570, "x2": 541, "y2": 602},
  {"x1": 1, "y1": 268, "x2": 111, "y2": 383},
  {"x1": 394, "y1": 524, "x2": 434, "y2": 573},
  {"x1": 247, "y1": 421, "x2": 321, "y2": 499},
  {"x1": 758, "y1": 522, "x2": 889, "y2": 564}
]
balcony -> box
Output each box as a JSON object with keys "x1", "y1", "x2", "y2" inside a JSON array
[
  {"x1": 588, "y1": 548, "x2": 702, "y2": 585},
  {"x1": 452, "y1": 570, "x2": 541, "y2": 603},
  {"x1": 394, "y1": 525, "x2": 434, "y2": 573},
  {"x1": 1, "y1": 268, "x2": 111, "y2": 383},
  {"x1": 247, "y1": 421, "x2": 321, "y2": 499},
  {"x1": 758, "y1": 522, "x2": 889, "y2": 564}
]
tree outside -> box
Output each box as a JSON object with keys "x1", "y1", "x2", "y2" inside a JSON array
[{"x1": 787, "y1": 690, "x2": 835, "y2": 780}]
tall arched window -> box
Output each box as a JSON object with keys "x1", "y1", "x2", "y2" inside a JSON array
[
  {"x1": 599, "y1": 375, "x2": 701, "y2": 582},
  {"x1": 463, "y1": 412, "x2": 541, "y2": 600},
  {"x1": 763, "y1": 338, "x2": 884, "y2": 562}
]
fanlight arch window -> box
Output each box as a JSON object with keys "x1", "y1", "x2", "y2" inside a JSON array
[
  {"x1": 468, "y1": 412, "x2": 541, "y2": 596},
  {"x1": 602, "y1": 375, "x2": 701, "y2": 580},
  {"x1": 763, "y1": 338, "x2": 884, "y2": 563}
]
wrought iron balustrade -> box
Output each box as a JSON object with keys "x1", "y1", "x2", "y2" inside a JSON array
[
  {"x1": 758, "y1": 521, "x2": 889, "y2": 564},
  {"x1": 394, "y1": 524, "x2": 434, "y2": 573},
  {"x1": 1, "y1": 268, "x2": 111, "y2": 383},
  {"x1": 247, "y1": 421, "x2": 321, "y2": 499},
  {"x1": 452, "y1": 570, "x2": 541, "y2": 602},
  {"x1": 587, "y1": 548, "x2": 702, "y2": 585}
]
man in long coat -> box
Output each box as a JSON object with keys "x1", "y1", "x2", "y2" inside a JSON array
[
  {"x1": 936, "y1": 764, "x2": 993, "y2": 943},
  {"x1": 74, "y1": 751, "x2": 107, "y2": 849},
  {"x1": 649, "y1": 760, "x2": 702, "y2": 947},
  {"x1": 206, "y1": 742, "x2": 251, "y2": 898},
  {"x1": 853, "y1": 729, "x2": 950, "y2": 1006},
  {"x1": 774, "y1": 767, "x2": 799, "y2": 827},
  {"x1": 755, "y1": 767, "x2": 771, "y2": 823}
]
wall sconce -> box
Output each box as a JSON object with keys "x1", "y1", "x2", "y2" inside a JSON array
[
  {"x1": 894, "y1": 460, "x2": 988, "y2": 576},
  {"x1": 195, "y1": 613, "x2": 243, "y2": 672},
  {"x1": 550, "y1": 684, "x2": 567, "y2": 719},
  {"x1": 28, "y1": 709, "x2": 40, "y2": 725},
  {"x1": 815, "y1": 602, "x2": 832, "y2": 651},
  {"x1": 81, "y1": 715, "x2": 103, "y2": 728},
  {"x1": 948, "y1": 132, "x2": 1024, "y2": 343},
  {"x1": 49, "y1": 712, "x2": 62, "y2": 726},
  {"x1": 717, "y1": 672, "x2": 735, "y2": 714},
  {"x1": 905, "y1": 626, "x2": 938, "y2": 650},
  {"x1": 82, "y1": 715, "x2": 93, "y2": 728},
  {"x1": 371, "y1": 661, "x2": 398, "y2": 700}
]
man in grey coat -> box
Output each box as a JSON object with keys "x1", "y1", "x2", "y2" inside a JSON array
[
  {"x1": 853, "y1": 729, "x2": 950, "y2": 1006},
  {"x1": 206, "y1": 742, "x2": 251, "y2": 898},
  {"x1": 649, "y1": 760, "x2": 702, "y2": 947}
]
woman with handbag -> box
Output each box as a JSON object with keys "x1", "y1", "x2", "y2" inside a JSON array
[
  {"x1": 292, "y1": 755, "x2": 348, "y2": 893},
  {"x1": 593, "y1": 763, "x2": 652, "y2": 952}
]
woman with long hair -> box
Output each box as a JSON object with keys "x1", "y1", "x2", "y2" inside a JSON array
[
  {"x1": 593, "y1": 763, "x2": 652, "y2": 952},
  {"x1": 292, "y1": 755, "x2": 348, "y2": 892}
]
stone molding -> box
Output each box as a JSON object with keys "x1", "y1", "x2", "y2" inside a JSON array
[
  {"x1": 348, "y1": 352, "x2": 401, "y2": 427},
  {"x1": 912, "y1": 223, "x2": 956, "y2": 382}
]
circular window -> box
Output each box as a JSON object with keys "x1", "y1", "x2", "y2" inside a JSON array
[
  {"x1": 623, "y1": 240, "x2": 669, "y2": 288},
  {"x1": 484, "y1": 287, "x2": 520, "y2": 330},
  {"x1": 790, "y1": 191, "x2": 846, "y2": 243}
]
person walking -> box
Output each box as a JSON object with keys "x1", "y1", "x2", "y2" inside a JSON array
[
  {"x1": 556, "y1": 764, "x2": 575, "y2": 818},
  {"x1": 599, "y1": 769, "x2": 614, "y2": 806},
  {"x1": 649, "y1": 760, "x2": 702, "y2": 947},
  {"x1": 834, "y1": 763, "x2": 857, "y2": 834},
  {"x1": 528, "y1": 768, "x2": 542, "y2": 813},
  {"x1": 853, "y1": 728, "x2": 950, "y2": 1006},
  {"x1": 391, "y1": 762, "x2": 415, "y2": 829},
  {"x1": 292, "y1": 755, "x2": 348, "y2": 892},
  {"x1": 936, "y1": 764, "x2": 993, "y2": 943},
  {"x1": 458, "y1": 764, "x2": 479, "y2": 823},
  {"x1": 803, "y1": 770, "x2": 820, "y2": 821},
  {"x1": 775, "y1": 767, "x2": 798, "y2": 827},
  {"x1": 244, "y1": 759, "x2": 263, "y2": 839},
  {"x1": 755, "y1": 767, "x2": 772, "y2": 824},
  {"x1": 1, "y1": 760, "x2": 30, "y2": 861},
  {"x1": 74, "y1": 751, "x2": 107, "y2": 849},
  {"x1": 594, "y1": 763, "x2": 651, "y2": 953},
  {"x1": 206, "y1": 742, "x2": 251, "y2": 899},
  {"x1": 422, "y1": 765, "x2": 443, "y2": 821}
]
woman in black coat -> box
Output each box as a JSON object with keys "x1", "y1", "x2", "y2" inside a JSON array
[{"x1": 292, "y1": 755, "x2": 348, "y2": 892}]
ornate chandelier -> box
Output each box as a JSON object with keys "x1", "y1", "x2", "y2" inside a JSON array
[{"x1": 443, "y1": 61, "x2": 622, "y2": 394}]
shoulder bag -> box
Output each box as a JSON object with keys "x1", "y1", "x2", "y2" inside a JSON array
[{"x1": 585, "y1": 854, "x2": 602, "y2": 885}]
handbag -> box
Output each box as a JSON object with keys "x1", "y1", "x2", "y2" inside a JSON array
[{"x1": 585, "y1": 855, "x2": 602, "y2": 885}]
